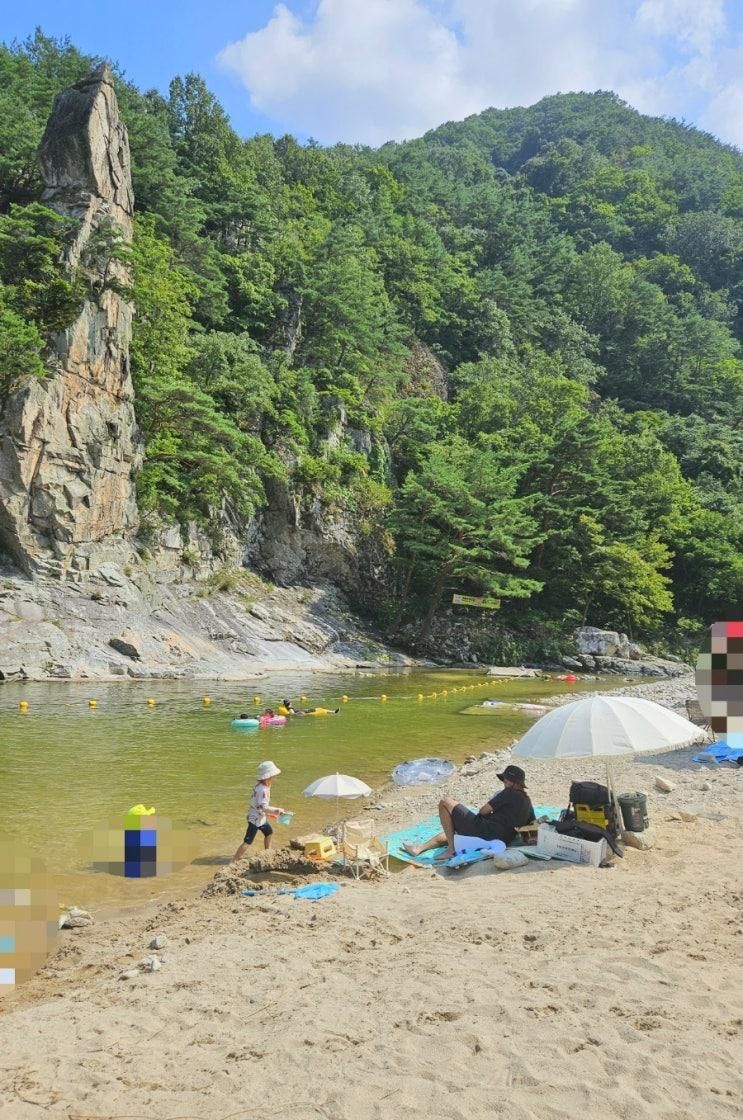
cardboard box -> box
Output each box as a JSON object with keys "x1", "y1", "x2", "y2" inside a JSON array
[{"x1": 536, "y1": 824, "x2": 608, "y2": 867}]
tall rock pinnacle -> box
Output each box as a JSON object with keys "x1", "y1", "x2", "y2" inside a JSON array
[{"x1": 0, "y1": 64, "x2": 141, "y2": 577}]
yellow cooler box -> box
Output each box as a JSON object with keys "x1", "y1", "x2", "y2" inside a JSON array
[
  {"x1": 574, "y1": 804, "x2": 610, "y2": 829},
  {"x1": 303, "y1": 838, "x2": 337, "y2": 861}
]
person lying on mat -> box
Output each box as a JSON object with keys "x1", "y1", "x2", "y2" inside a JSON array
[{"x1": 402, "y1": 765, "x2": 534, "y2": 862}]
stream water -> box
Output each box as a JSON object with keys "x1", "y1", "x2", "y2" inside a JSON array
[{"x1": 0, "y1": 669, "x2": 614, "y2": 910}]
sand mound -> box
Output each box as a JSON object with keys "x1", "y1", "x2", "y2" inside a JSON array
[{"x1": 203, "y1": 847, "x2": 328, "y2": 896}]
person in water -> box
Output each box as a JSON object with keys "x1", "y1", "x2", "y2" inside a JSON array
[
  {"x1": 403, "y1": 765, "x2": 534, "y2": 862},
  {"x1": 282, "y1": 698, "x2": 304, "y2": 716},
  {"x1": 232, "y1": 760, "x2": 285, "y2": 860},
  {"x1": 282, "y1": 698, "x2": 339, "y2": 715}
]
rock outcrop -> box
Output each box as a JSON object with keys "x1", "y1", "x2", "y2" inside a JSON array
[
  {"x1": 573, "y1": 626, "x2": 689, "y2": 678},
  {"x1": 575, "y1": 627, "x2": 631, "y2": 659},
  {"x1": 0, "y1": 569, "x2": 407, "y2": 681},
  {"x1": 0, "y1": 64, "x2": 140, "y2": 577}
]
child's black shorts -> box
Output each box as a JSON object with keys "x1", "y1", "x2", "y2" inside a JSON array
[{"x1": 243, "y1": 821, "x2": 273, "y2": 844}]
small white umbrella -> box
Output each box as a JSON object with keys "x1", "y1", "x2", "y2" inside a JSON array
[
  {"x1": 303, "y1": 774, "x2": 372, "y2": 799},
  {"x1": 512, "y1": 695, "x2": 706, "y2": 820},
  {"x1": 303, "y1": 773, "x2": 372, "y2": 822}
]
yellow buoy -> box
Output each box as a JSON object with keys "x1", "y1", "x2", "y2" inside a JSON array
[
  {"x1": 19, "y1": 700, "x2": 29, "y2": 711},
  {"x1": 417, "y1": 693, "x2": 424, "y2": 701},
  {"x1": 431, "y1": 691, "x2": 438, "y2": 699},
  {"x1": 442, "y1": 689, "x2": 448, "y2": 696},
  {"x1": 202, "y1": 696, "x2": 211, "y2": 706},
  {"x1": 253, "y1": 695, "x2": 261, "y2": 704},
  {"x1": 147, "y1": 698, "x2": 156, "y2": 707},
  {"x1": 341, "y1": 694, "x2": 349, "y2": 702},
  {"x1": 380, "y1": 694, "x2": 387, "y2": 702},
  {"x1": 88, "y1": 699, "x2": 97, "y2": 708},
  {"x1": 300, "y1": 695, "x2": 307, "y2": 703}
]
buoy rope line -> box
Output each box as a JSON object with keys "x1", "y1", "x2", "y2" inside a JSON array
[{"x1": 13, "y1": 678, "x2": 573, "y2": 711}]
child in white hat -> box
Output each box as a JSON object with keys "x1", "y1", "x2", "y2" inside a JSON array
[{"x1": 231, "y1": 761, "x2": 285, "y2": 861}]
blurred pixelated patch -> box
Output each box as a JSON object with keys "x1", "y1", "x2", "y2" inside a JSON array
[
  {"x1": 0, "y1": 845, "x2": 58, "y2": 988},
  {"x1": 696, "y1": 621, "x2": 743, "y2": 738},
  {"x1": 83, "y1": 812, "x2": 194, "y2": 878}
]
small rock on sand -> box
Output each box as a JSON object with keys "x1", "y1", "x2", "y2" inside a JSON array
[
  {"x1": 623, "y1": 829, "x2": 656, "y2": 850},
  {"x1": 654, "y1": 776, "x2": 675, "y2": 793},
  {"x1": 141, "y1": 956, "x2": 161, "y2": 973},
  {"x1": 149, "y1": 934, "x2": 168, "y2": 950},
  {"x1": 59, "y1": 907, "x2": 94, "y2": 929},
  {"x1": 118, "y1": 969, "x2": 139, "y2": 981}
]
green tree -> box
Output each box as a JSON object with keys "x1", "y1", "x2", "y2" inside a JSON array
[
  {"x1": 130, "y1": 215, "x2": 270, "y2": 524},
  {"x1": 0, "y1": 303, "x2": 45, "y2": 398},
  {"x1": 390, "y1": 438, "x2": 542, "y2": 641}
]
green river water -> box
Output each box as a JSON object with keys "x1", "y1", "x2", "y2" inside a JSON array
[{"x1": 0, "y1": 669, "x2": 611, "y2": 911}]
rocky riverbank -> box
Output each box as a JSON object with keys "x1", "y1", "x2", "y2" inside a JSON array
[{"x1": 0, "y1": 564, "x2": 412, "y2": 682}]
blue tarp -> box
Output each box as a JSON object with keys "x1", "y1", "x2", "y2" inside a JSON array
[
  {"x1": 693, "y1": 740, "x2": 743, "y2": 764},
  {"x1": 241, "y1": 882, "x2": 341, "y2": 901}
]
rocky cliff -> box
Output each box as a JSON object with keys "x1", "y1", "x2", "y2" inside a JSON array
[
  {"x1": 0, "y1": 66, "x2": 410, "y2": 680},
  {"x1": 0, "y1": 64, "x2": 140, "y2": 578}
]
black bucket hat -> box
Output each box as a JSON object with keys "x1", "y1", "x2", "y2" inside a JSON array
[{"x1": 497, "y1": 764, "x2": 527, "y2": 787}]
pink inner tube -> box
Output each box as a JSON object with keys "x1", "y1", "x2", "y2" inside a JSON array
[{"x1": 259, "y1": 715, "x2": 287, "y2": 727}]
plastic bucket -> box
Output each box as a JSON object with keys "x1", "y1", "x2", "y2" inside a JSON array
[
  {"x1": 618, "y1": 792, "x2": 649, "y2": 833},
  {"x1": 277, "y1": 812, "x2": 294, "y2": 826}
]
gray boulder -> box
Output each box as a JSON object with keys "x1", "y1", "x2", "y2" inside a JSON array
[{"x1": 575, "y1": 627, "x2": 630, "y2": 658}]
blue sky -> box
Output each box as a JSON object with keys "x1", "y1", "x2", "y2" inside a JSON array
[
  {"x1": 3, "y1": 1, "x2": 743, "y2": 147},
  {"x1": 2, "y1": 1, "x2": 288, "y2": 136}
]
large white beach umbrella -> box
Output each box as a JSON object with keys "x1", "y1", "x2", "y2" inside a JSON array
[
  {"x1": 512, "y1": 695, "x2": 706, "y2": 817},
  {"x1": 303, "y1": 773, "x2": 372, "y2": 821}
]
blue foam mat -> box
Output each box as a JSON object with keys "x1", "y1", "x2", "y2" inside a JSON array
[{"x1": 382, "y1": 804, "x2": 560, "y2": 868}]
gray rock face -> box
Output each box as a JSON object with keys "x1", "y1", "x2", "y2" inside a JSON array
[
  {"x1": 575, "y1": 627, "x2": 631, "y2": 658},
  {"x1": 0, "y1": 65, "x2": 141, "y2": 577},
  {"x1": 257, "y1": 477, "x2": 358, "y2": 589}
]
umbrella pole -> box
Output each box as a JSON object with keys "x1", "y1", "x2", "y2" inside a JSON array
[{"x1": 605, "y1": 761, "x2": 623, "y2": 833}]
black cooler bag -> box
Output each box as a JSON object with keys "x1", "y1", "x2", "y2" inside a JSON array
[{"x1": 569, "y1": 781, "x2": 610, "y2": 807}]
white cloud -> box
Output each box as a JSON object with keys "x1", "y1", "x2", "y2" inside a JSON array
[
  {"x1": 219, "y1": 0, "x2": 482, "y2": 145},
  {"x1": 218, "y1": 0, "x2": 743, "y2": 147},
  {"x1": 636, "y1": 0, "x2": 726, "y2": 56},
  {"x1": 697, "y1": 40, "x2": 743, "y2": 145}
]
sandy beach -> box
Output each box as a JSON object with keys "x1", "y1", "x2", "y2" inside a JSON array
[{"x1": 2, "y1": 675, "x2": 742, "y2": 1120}]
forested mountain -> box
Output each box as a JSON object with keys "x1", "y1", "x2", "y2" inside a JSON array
[{"x1": 2, "y1": 32, "x2": 742, "y2": 655}]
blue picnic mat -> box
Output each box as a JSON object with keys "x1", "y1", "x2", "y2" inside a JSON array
[
  {"x1": 382, "y1": 804, "x2": 560, "y2": 868},
  {"x1": 693, "y1": 740, "x2": 743, "y2": 764}
]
